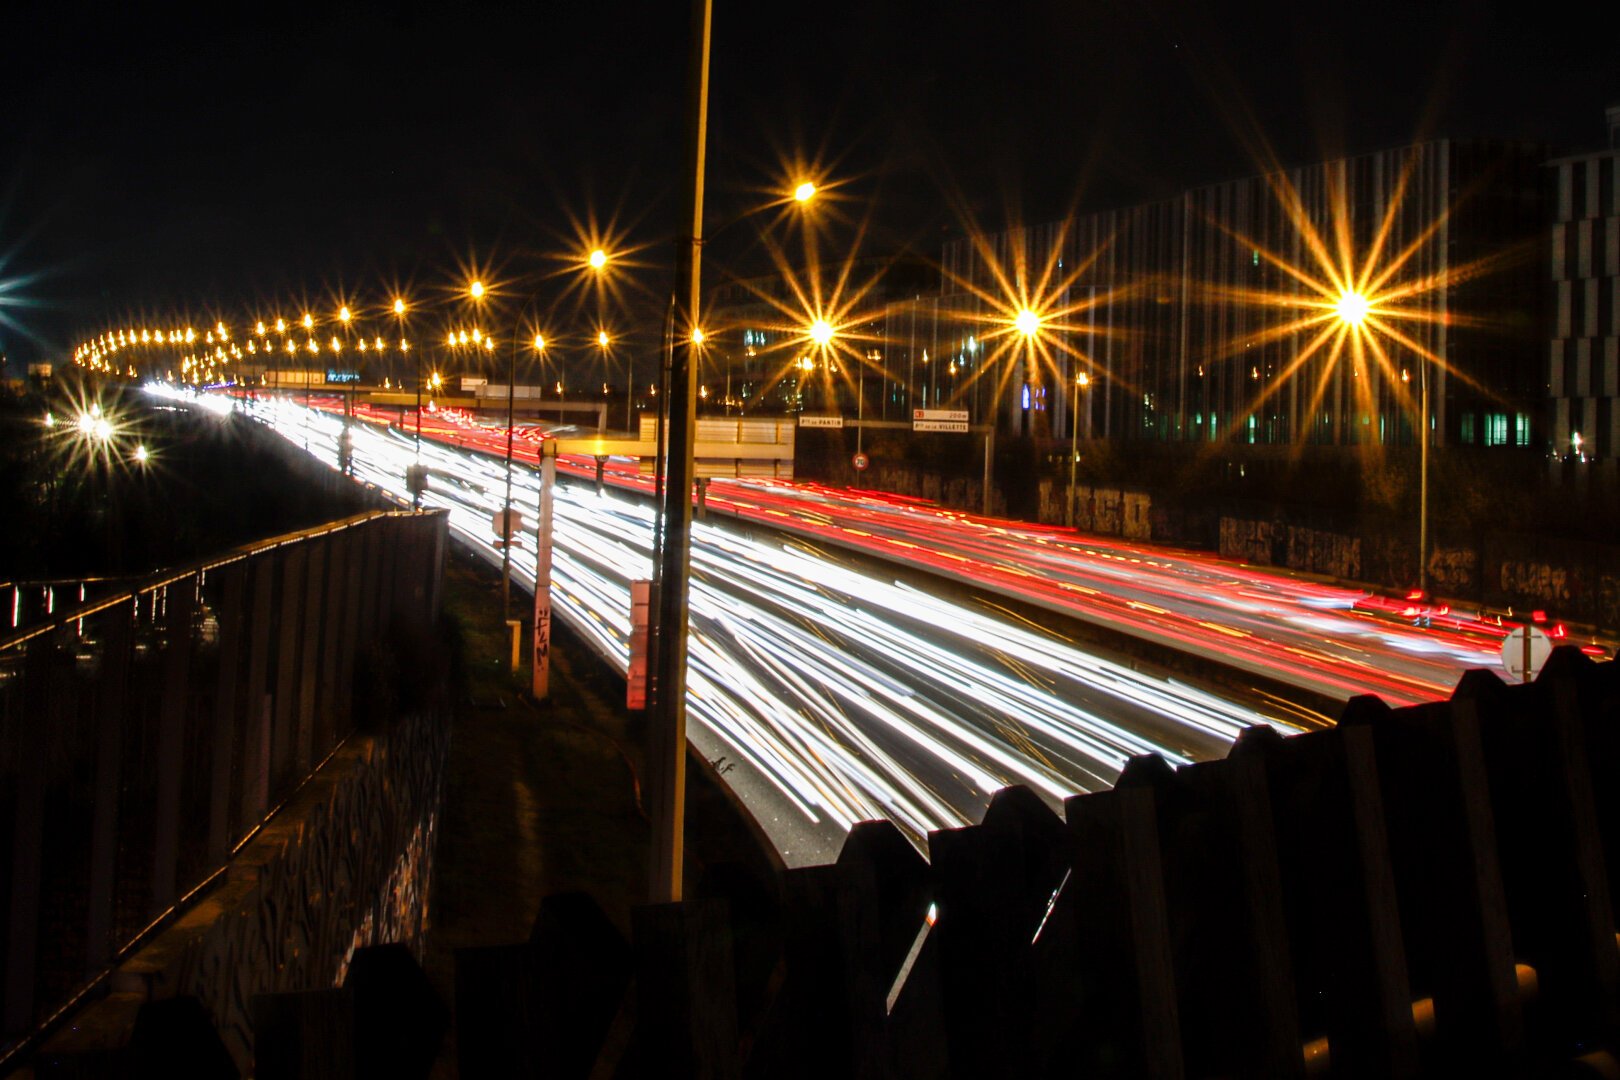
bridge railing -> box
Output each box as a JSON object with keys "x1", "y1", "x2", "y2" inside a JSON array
[
  {"x1": 430, "y1": 649, "x2": 1620, "y2": 1078},
  {"x1": 0, "y1": 508, "x2": 447, "y2": 1050}
]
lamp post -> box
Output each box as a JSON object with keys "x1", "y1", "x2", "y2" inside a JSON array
[
  {"x1": 649, "y1": 0, "x2": 712, "y2": 906},
  {"x1": 1417, "y1": 356, "x2": 1429, "y2": 596},
  {"x1": 1014, "y1": 308, "x2": 1040, "y2": 437},
  {"x1": 1068, "y1": 370, "x2": 1088, "y2": 528},
  {"x1": 467, "y1": 281, "x2": 520, "y2": 619}
]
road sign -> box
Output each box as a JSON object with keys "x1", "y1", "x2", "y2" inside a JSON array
[
  {"x1": 852, "y1": 452, "x2": 870, "y2": 471},
  {"x1": 1500, "y1": 624, "x2": 1552, "y2": 683},
  {"x1": 799, "y1": 414, "x2": 844, "y2": 428},
  {"x1": 912, "y1": 408, "x2": 969, "y2": 433}
]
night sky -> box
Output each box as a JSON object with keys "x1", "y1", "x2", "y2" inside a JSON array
[{"x1": 1, "y1": 0, "x2": 1613, "y2": 368}]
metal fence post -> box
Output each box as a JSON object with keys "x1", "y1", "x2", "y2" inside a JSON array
[
  {"x1": 86, "y1": 599, "x2": 134, "y2": 974},
  {"x1": 151, "y1": 577, "x2": 198, "y2": 915},
  {"x1": 295, "y1": 539, "x2": 327, "y2": 775},
  {"x1": 272, "y1": 547, "x2": 307, "y2": 794},
  {"x1": 3, "y1": 640, "x2": 56, "y2": 1035},
  {"x1": 207, "y1": 565, "x2": 247, "y2": 864},
  {"x1": 241, "y1": 556, "x2": 277, "y2": 828}
]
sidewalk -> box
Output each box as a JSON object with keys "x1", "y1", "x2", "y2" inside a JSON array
[{"x1": 423, "y1": 554, "x2": 774, "y2": 1076}]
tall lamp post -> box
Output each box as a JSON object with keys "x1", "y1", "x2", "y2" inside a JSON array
[
  {"x1": 1417, "y1": 355, "x2": 1430, "y2": 596},
  {"x1": 649, "y1": 0, "x2": 713, "y2": 906},
  {"x1": 467, "y1": 280, "x2": 523, "y2": 619},
  {"x1": 1068, "y1": 370, "x2": 1088, "y2": 527}
]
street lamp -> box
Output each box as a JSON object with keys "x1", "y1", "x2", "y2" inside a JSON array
[
  {"x1": 1335, "y1": 290, "x2": 1369, "y2": 327},
  {"x1": 1332, "y1": 288, "x2": 1429, "y2": 593},
  {"x1": 1014, "y1": 308, "x2": 1042, "y2": 437},
  {"x1": 1068, "y1": 371, "x2": 1089, "y2": 527},
  {"x1": 794, "y1": 181, "x2": 816, "y2": 203},
  {"x1": 468, "y1": 278, "x2": 526, "y2": 623}
]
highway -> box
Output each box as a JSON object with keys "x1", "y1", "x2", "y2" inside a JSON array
[
  {"x1": 341, "y1": 400, "x2": 1588, "y2": 708},
  {"x1": 205, "y1": 389, "x2": 1291, "y2": 865}
]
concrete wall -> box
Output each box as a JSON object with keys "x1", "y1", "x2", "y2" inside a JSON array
[{"x1": 35, "y1": 706, "x2": 448, "y2": 1073}]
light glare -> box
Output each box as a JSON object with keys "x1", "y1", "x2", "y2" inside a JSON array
[{"x1": 1336, "y1": 290, "x2": 1370, "y2": 327}]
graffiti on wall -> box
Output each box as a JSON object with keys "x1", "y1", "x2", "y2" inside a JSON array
[
  {"x1": 1123, "y1": 492, "x2": 1152, "y2": 540},
  {"x1": 1426, "y1": 546, "x2": 1479, "y2": 597},
  {"x1": 1219, "y1": 517, "x2": 1279, "y2": 565},
  {"x1": 1495, "y1": 560, "x2": 1574, "y2": 606},
  {"x1": 1285, "y1": 526, "x2": 1362, "y2": 580}
]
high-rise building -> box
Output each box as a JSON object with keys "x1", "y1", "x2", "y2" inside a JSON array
[
  {"x1": 939, "y1": 139, "x2": 1549, "y2": 450},
  {"x1": 1547, "y1": 108, "x2": 1620, "y2": 464}
]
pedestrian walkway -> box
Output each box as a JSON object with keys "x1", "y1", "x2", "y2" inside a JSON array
[{"x1": 424, "y1": 554, "x2": 774, "y2": 1076}]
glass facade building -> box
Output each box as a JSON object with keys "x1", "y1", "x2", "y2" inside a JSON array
[{"x1": 940, "y1": 139, "x2": 1548, "y2": 449}]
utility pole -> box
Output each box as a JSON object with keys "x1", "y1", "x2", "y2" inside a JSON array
[{"x1": 648, "y1": 0, "x2": 712, "y2": 905}]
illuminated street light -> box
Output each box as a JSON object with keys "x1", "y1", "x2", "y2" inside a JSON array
[
  {"x1": 589, "y1": 249, "x2": 608, "y2": 271},
  {"x1": 339, "y1": 305, "x2": 352, "y2": 323},
  {"x1": 133, "y1": 444, "x2": 149, "y2": 465},
  {"x1": 598, "y1": 330, "x2": 611, "y2": 348},
  {"x1": 393, "y1": 297, "x2": 407, "y2": 316},
  {"x1": 302, "y1": 313, "x2": 313, "y2": 330},
  {"x1": 469, "y1": 280, "x2": 485, "y2": 300},
  {"x1": 809, "y1": 319, "x2": 834, "y2": 347},
  {"x1": 1335, "y1": 290, "x2": 1370, "y2": 327},
  {"x1": 691, "y1": 328, "x2": 705, "y2": 345},
  {"x1": 794, "y1": 181, "x2": 816, "y2": 203},
  {"x1": 1068, "y1": 370, "x2": 1091, "y2": 527},
  {"x1": 533, "y1": 334, "x2": 546, "y2": 351},
  {"x1": 1014, "y1": 308, "x2": 1041, "y2": 337}
]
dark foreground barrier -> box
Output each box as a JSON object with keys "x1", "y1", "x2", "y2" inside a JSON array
[
  {"x1": 0, "y1": 510, "x2": 449, "y2": 1070},
  {"x1": 462, "y1": 647, "x2": 1616, "y2": 1078},
  {"x1": 20, "y1": 637, "x2": 1613, "y2": 1076}
]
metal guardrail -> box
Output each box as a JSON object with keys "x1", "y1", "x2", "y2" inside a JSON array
[{"x1": 0, "y1": 509, "x2": 448, "y2": 1054}]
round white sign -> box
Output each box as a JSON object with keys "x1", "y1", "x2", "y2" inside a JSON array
[{"x1": 1500, "y1": 624, "x2": 1552, "y2": 683}]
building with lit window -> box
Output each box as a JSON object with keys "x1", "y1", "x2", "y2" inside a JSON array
[
  {"x1": 1548, "y1": 107, "x2": 1620, "y2": 464},
  {"x1": 938, "y1": 138, "x2": 1550, "y2": 450}
]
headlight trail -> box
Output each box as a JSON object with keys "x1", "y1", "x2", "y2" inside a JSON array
[
  {"x1": 226, "y1": 391, "x2": 1281, "y2": 864},
  {"x1": 335, "y1": 397, "x2": 1547, "y2": 707}
]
